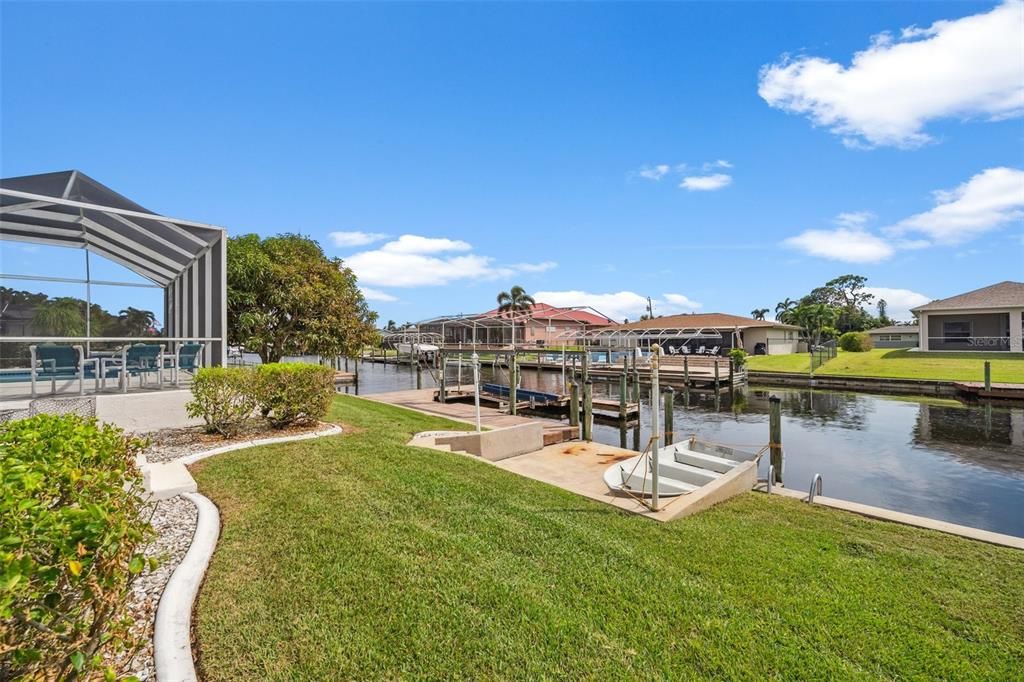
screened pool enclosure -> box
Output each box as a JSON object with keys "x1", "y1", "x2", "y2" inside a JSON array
[{"x1": 0, "y1": 170, "x2": 227, "y2": 397}]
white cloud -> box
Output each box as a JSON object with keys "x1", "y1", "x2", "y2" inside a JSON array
[
  {"x1": 379, "y1": 234, "x2": 472, "y2": 254},
  {"x1": 532, "y1": 290, "x2": 702, "y2": 322},
  {"x1": 637, "y1": 164, "x2": 671, "y2": 180},
  {"x1": 885, "y1": 167, "x2": 1024, "y2": 245},
  {"x1": 834, "y1": 211, "x2": 875, "y2": 228},
  {"x1": 511, "y1": 261, "x2": 558, "y2": 273},
  {"x1": 360, "y1": 287, "x2": 398, "y2": 302},
  {"x1": 864, "y1": 287, "x2": 931, "y2": 321},
  {"x1": 783, "y1": 227, "x2": 895, "y2": 263},
  {"x1": 758, "y1": 0, "x2": 1024, "y2": 148},
  {"x1": 328, "y1": 231, "x2": 388, "y2": 247},
  {"x1": 680, "y1": 173, "x2": 733, "y2": 191},
  {"x1": 702, "y1": 159, "x2": 733, "y2": 171},
  {"x1": 346, "y1": 235, "x2": 555, "y2": 288}
]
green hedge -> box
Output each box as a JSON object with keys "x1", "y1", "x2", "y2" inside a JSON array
[
  {"x1": 186, "y1": 367, "x2": 259, "y2": 437},
  {"x1": 838, "y1": 331, "x2": 873, "y2": 352},
  {"x1": 255, "y1": 363, "x2": 335, "y2": 428},
  {"x1": 187, "y1": 363, "x2": 335, "y2": 436},
  {"x1": 0, "y1": 415, "x2": 152, "y2": 681}
]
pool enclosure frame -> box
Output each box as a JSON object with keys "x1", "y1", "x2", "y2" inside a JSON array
[{"x1": 0, "y1": 170, "x2": 228, "y2": 368}]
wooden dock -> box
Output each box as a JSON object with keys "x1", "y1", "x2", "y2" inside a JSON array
[{"x1": 954, "y1": 381, "x2": 1024, "y2": 401}]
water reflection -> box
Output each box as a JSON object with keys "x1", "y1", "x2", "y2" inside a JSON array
[{"x1": 346, "y1": 360, "x2": 1024, "y2": 536}]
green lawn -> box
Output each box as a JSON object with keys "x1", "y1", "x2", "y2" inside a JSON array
[
  {"x1": 748, "y1": 348, "x2": 1024, "y2": 383},
  {"x1": 191, "y1": 396, "x2": 1024, "y2": 680}
]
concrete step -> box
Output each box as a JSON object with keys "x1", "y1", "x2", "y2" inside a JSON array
[{"x1": 143, "y1": 461, "x2": 197, "y2": 500}]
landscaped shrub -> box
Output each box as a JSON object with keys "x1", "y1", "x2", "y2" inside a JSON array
[
  {"x1": 838, "y1": 331, "x2": 873, "y2": 352},
  {"x1": 0, "y1": 414, "x2": 152, "y2": 681},
  {"x1": 728, "y1": 348, "x2": 748, "y2": 368},
  {"x1": 255, "y1": 363, "x2": 335, "y2": 428},
  {"x1": 186, "y1": 366, "x2": 259, "y2": 437}
]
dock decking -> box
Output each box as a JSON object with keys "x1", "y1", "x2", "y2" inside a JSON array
[{"x1": 954, "y1": 381, "x2": 1024, "y2": 401}]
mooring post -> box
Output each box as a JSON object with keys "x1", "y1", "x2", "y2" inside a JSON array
[
  {"x1": 472, "y1": 352, "x2": 481, "y2": 432},
  {"x1": 619, "y1": 372, "x2": 627, "y2": 420},
  {"x1": 582, "y1": 379, "x2": 593, "y2": 442},
  {"x1": 439, "y1": 356, "x2": 447, "y2": 402},
  {"x1": 416, "y1": 363, "x2": 422, "y2": 390},
  {"x1": 650, "y1": 344, "x2": 661, "y2": 511},
  {"x1": 729, "y1": 358, "x2": 734, "y2": 391},
  {"x1": 569, "y1": 381, "x2": 580, "y2": 428},
  {"x1": 632, "y1": 352, "x2": 640, "y2": 403},
  {"x1": 984, "y1": 361, "x2": 991, "y2": 391},
  {"x1": 582, "y1": 348, "x2": 590, "y2": 383},
  {"x1": 769, "y1": 395, "x2": 783, "y2": 484},
  {"x1": 664, "y1": 386, "x2": 674, "y2": 446},
  {"x1": 714, "y1": 359, "x2": 720, "y2": 392},
  {"x1": 509, "y1": 353, "x2": 518, "y2": 416}
]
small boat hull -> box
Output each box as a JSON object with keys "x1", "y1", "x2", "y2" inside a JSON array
[{"x1": 603, "y1": 439, "x2": 756, "y2": 497}]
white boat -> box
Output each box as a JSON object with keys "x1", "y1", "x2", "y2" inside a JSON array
[{"x1": 603, "y1": 438, "x2": 758, "y2": 497}]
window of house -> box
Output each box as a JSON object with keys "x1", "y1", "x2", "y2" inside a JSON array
[{"x1": 942, "y1": 321, "x2": 971, "y2": 343}]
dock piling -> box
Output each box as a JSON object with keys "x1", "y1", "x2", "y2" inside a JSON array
[
  {"x1": 582, "y1": 379, "x2": 593, "y2": 442},
  {"x1": 569, "y1": 381, "x2": 580, "y2": 428},
  {"x1": 509, "y1": 353, "x2": 518, "y2": 416},
  {"x1": 769, "y1": 395, "x2": 783, "y2": 485},
  {"x1": 619, "y1": 372, "x2": 627, "y2": 420},
  {"x1": 984, "y1": 361, "x2": 992, "y2": 391},
  {"x1": 664, "y1": 386, "x2": 674, "y2": 446}
]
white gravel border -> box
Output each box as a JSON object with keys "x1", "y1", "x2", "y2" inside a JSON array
[{"x1": 150, "y1": 422, "x2": 343, "y2": 681}]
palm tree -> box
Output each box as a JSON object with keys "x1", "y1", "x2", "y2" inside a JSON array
[
  {"x1": 33, "y1": 298, "x2": 86, "y2": 336},
  {"x1": 750, "y1": 308, "x2": 769, "y2": 321},
  {"x1": 793, "y1": 303, "x2": 839, "y2": 347},
  {"x1": 385, "y1": 319, "x2": 397, "y2": 331},
  {"x1": 496, "y1": 285, "x2": 535, "y2": 346},
  {"x1": 775, "y1": 298, "x2": 798, "y2": 325},
  {"x1": 118, "y1": 307, "x2": 157, "y2": 337}
]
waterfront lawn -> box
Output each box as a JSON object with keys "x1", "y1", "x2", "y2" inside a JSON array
[
  {"x1": 748, "y1": 348, "x2": 1024, "y2": 383},
  {"x1": 191, "y1": 396, "x2": 1024, "y2": 681}
]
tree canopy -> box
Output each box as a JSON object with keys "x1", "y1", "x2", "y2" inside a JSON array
[
  {"x1": 772, "y1": 274, "x2": 892, "y2": 346},
  {"x1": 227, "y1": 233, "x2": 379, "y2": 363}
]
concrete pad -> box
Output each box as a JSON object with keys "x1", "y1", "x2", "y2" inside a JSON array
[
  {"x1": 95, "y1": 390, "x2": 202, "y2": 432},
  {"x1": 435, "y1": 422, "x2": 544, "y2": 461},
  {"x1": 144, "y1": 462, "x2": 198, "y2": 500}
]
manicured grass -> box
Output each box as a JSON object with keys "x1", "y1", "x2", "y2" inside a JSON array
[
  {"x1": 748, "y1": 348, "x2": 1024, "y2": 383},
  {"x1": 191, "y1": 396, "x2": 1024, "y2": 680}
]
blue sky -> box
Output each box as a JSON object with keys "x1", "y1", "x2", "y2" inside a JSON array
[{"x1": 2, "y1": 1, "x2": 1022, "y2": 326}]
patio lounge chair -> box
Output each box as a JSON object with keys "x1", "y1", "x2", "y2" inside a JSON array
[
  {"x1": 667, "y1": 346, "x2": 678, "y2": 355},
  {"x1": 30, "y1": 344, "x2": 99, "y2": 397},
  {"x1": 680, "y1": 345, "x2": 690, "y2": 355},
  {"x1": 697, "y1": 345, "x2": 706, "y2": 355},
  {"x1": 164, "y1": 342, "x2": 204, "y2": 386},
  {"x1": 101, "y1": 343, "x2": 164, "y2": 393},
  {"x1": 707, "y1": 345, "x2": 720, "y2": 355}
]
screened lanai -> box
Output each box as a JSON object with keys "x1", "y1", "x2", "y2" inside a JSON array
[{"x1": 0, "y1": 170, "x2": 228, "y2": 385}]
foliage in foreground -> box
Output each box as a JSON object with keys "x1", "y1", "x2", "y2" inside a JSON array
[
  {"x1": 0, "y1": 415, "x2": 152, "y2": 681},
  {"x1": 227, "y1": 233, "x2": 378, "y2": 363},
  {"x1": 191, "y1": 396, "x2": 1024, "y2": 681}
]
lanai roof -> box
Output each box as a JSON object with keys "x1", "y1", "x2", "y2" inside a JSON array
[{"x1": 911, "y1": 281, "x2": 1024, "y2": 312}]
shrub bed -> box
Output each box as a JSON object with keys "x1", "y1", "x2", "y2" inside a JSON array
[
  {"x1": 186, "y1": 367, "x2": 259, "y2": 437},
  {"x1": 838, "y1": 331, "x2": 873, "y2": 352},
  {"x1": 0, "y1": 414, "x2": 152, "y2": 681},
  {"x1": 255, "y1": 363, "x2": 335, "y2": 428}
]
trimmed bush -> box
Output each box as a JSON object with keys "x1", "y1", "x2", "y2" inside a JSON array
[
  {"x1": 255, "y1": 363, "x2": 335, "y2": 428},
  {"x1": 186, "y1": 366, "x2": 258, "y2": 437},
  {"x1": 728, "y1": 348, "x2": 748, "y2": 368},
  {"x1": 0, "y1": 414, "x2": 152, "y2": 681},
  {"x1": 838, "y1": 331, "x2": 873, "y2": 352}
]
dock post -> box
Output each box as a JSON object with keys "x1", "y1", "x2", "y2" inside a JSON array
[
  {"x1": 582, "y1": 379, "x2": 593, "y2": 442},
  {"x1": 510, "y1": 353, "x2": 518, "y2": 416},
  {"x1": 416, "y1": 363, "x2": 422, "y2": 390},
  {"x1": 683, "y1": 356, "x2": 690, "y2": 407},
  {"x1": 561, "y1": 347, "x2": 567, "y2": 392},
  {"x1": 769, "y1": 395, "x2": 783, "y2": 485},
  {"x1": 984, "y1": 361, "x2": 991, "y2": 391},
  {"x1": 619, "y1": 372, "x2": 627, "y2": 420},
  {"x1": 582, "y1": 348, "x2": 590, "y2": 383},
  {"x1": 729, "y1": 358, "x2": 734, "y2": 391},
  {"x1": 439, "y1": 356, "x2": 447, "y2": 402},
  {"x1": 714, "y1": 359, "x2": 720, "y2": 392},
  {"x1": 650, "y1": 344, "x2": 661, "y2": 511},
  {"x1": 569, "y1": 381, "x2": 580, "y2": 428},
  {"x1": 472, "y1": 352, "x2": 481, "y2": 431},
  {"x1": 664, "y1": 387, "x2": 674, "y2": 446}
]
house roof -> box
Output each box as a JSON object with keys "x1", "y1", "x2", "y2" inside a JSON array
[
  {"x1": 911, "y1": 281, "x2": 1024, "y2": 313},
  {"x1": 479, "y1": 302, "x2": 614, "y2": 326},
  {"x1": 610, "y1": 312, "x2": 800, "y2": 331},
  {"x1": 866, "y1": 325, "x2": 919, "y2": 335}
]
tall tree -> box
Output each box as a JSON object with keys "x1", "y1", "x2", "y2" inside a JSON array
[
  {"x1": 496, "y1": 285, "x2": 536, "y2": 346},
  {"x1": 227, "y1": 233, "x2": 379, "y2": 363},
  {"x1": 775, "y1": 298, "x2": 798, "y2": 325},
  {"x1": 877, "y1": 299, "x2": 890, "y2": 326},
  {"x1": 32, "y1": 298, "x2": 85, "y2": 336},
  {"x1": 750, "y1": 308, "x2": 769, "y2": 321},
  {"x1": 117, "y1": 307, "x2": 157, "y2": 337},
  {"x1": 793, "y1": 303, "x2": 839, "y2": 347}
]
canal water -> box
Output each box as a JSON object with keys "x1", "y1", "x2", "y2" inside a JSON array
[{"x1": 343, "y1": 360, "x2": 1024, "y2": 537}]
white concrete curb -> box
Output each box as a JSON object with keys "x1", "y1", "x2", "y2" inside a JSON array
[
  {"x1": 150, "y1": 422, "x2": 343, "y2": 680},
  {"x1": 177, "y1": 423, "x2": 343, "y2": 466},
  {"x1": 153, "y1": 492, "x2": 219, "y2": 682}
]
